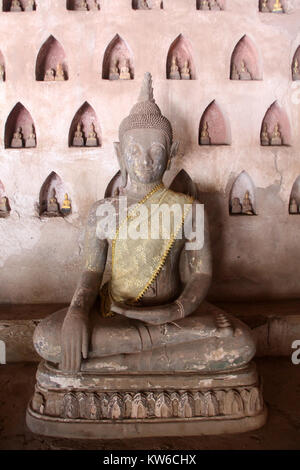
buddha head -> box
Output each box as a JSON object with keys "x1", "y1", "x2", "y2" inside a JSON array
[{"x1": 114, "y1": 72, "x2": 178, "y2": 186}]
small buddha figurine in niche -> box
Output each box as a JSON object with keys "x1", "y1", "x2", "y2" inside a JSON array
[
  {"x1": 137, "y1": 0, "x2": 150, "y2": 9},
  {"x1": 200, "y1": 121, "x2": 211, "y2": 145},
  {"x1": 55, "y1": 63, "x2": 65, "y2": 81},
  {"x1": 109, "y1": 59, "x2": 120, "y2": 81},
  {"x1": 25, "y1": 0, "x2": 35, "y2": 11},
  {"x1": 25, "y1": 124, "x2": 36, "y2": 148},
  {"x1": 0, "y1": 196, "x2": 10, "y2": 216},
  {"x1": 119, "y1": 60, "x2": 131, "y2": 80},
  {"x1": 0, "y1": 65, "x2": 5, "y2": 82},
  {"x1": 46, "y1": 189, "x2": 60, "y2": 215},
  {"x1": 231, "y1": 63, "x2": 240, "y2": 80},
  {"x1": 180, "y1": 61, "x2": 191, "y2": 80},
  {"x1": 86, "y1": 123, "x2": 98, "y2": 147},
  {"x1": 75, "y1": 0, "x2": 88, "y2": 10},
  {"x1": 292, "y1": 58, "x2": 300, "y2": 81},
  {"x1": 200, "y1": 0, "x2": 210, "y2": 10},
  {"x1": 242, "y1": 191, "x2": 254, "y2": 215},
  {"x1": 231, "y1": 197, "x2": 242, "y2": 214},
  {"x1": 10, "y1": 0, "x2": 22, "y2": 12},
  {"x1": 11, "y1": 127, "x2": 23, "y2": 148},
  {"x1": 169, "y1": 56, "x2": 180, "y2": 80},
  {"x1": 272, "y1": 0, "x2": 283, "y2": 13},
  {"x1": 61, "y1": 193, "x2": 72, "y2": 216},
  {"x1": 289, "y1": 198, "x2": 298, "y2": 214},
  {"x1": 210, "y1": 0, "x2": 221, "y2": 10},
  {"x1": 261, "y1": 0, "x2": 270, "y2": 12},
  {"x1": 261, "y1": 123, "x2": 270, "y2": 146},
  {"x1": 73, "y1": 122, "x2": 85, "y2": 147},
  {"x1": 239, "y1": 60, "x2": 252, "y2": 80},
  {"x1": 271, "y1": 122, "x2": 282, "y2": 146},
  {"x1": 44, "y1": 68, "x2": 55, "y2": 81}
]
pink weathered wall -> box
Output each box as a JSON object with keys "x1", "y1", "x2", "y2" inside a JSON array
[{"x1": 1, "y1": 0, "x2": 300, "y2": 303}]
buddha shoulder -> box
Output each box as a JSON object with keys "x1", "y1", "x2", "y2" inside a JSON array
[{"x1": 86, "y1": 197, "x2": 119, "y2": 228}]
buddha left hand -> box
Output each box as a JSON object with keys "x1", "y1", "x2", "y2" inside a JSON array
[{"x1": 111, "y1": 301, "x2": 184, "y2": 325}]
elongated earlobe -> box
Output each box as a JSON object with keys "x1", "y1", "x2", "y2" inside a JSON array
[{"x1": 114, "y1": 142, "x2": 128, "y2": 187}]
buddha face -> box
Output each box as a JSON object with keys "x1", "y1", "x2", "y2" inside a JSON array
[{"x1": 121, "y1": 128, "x2": 170, "y2": 184}]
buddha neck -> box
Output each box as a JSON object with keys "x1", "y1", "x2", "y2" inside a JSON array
[{"x1": 125, "y1": 179, "x2": 164, "y2": 201}]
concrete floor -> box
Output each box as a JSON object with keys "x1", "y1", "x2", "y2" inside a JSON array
[{"x1": 0, "y1": 357, "x2": 299, "y2": 450}]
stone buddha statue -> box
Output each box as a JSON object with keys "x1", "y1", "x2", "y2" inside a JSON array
[
  {"x1": 27, "y1": 72, "x2": 265, "y2": 438},
  {"x1": 0, "y1": 64, "x2": 5, "y2": 82},
  {"x1": 231, "y1": 197, "x2": 242, "y2": 215},
  {"x1": 44, "y1": 68, "x2": 55, "y2": 81},
  {"x1": 137, "y1": 0, "x2": 150, "y2": 9},
  {"x1": 109, "y1": 59, "x2": 120, "y2": 80},
  {"x1": 200, "y1": 0, "x2": 210, "y2": 10},
  {"x1": 46, "y1": 189, "x2": 59, "y2": 215},
  {"x1": 25, "y1": 124, "x2": 36, "y2": 148},
  {"x1": 292, "y1": 58, "x2": 300, "y2": 81},
  {"x1": 86, "y1": 122, "x2": 98, "y2": 147},
  {"x1": 271, "y1": 122, "x2": 282, "y2": 146},
  {"x1": 261, "y1": 0, "x2": 270, "y2": 12},
  {"x1": 61, "y1": 193, "x2": 72, "y2": 216},
  {"x1": 242, "y1": 191, "x2": 254, "y2": 215},
  {"x1": 261, "y1": 122, "x2": 269, "y2": 146},
  {"x1": 200, "y1": 121, "x2": 211, "y2": 145},
  {"x1": 239, "y1": 60, "x2": 252, "y2": 80},
  {"x1": 210, "y1": 0, "x2": 221, "y2": 10},
  {"x1": 272, "y1": 0, "x2": 283, "y2": 13},
  {"x1": 180, "y1": 61, "x2": 191, "y2": 80},
  {"x1": 119, "y1": 60, "x2": 131, "y2": 80},
  {"x1": 169, "y1": 56, "x2": 180, "y2": 80},
  {"x1": 10, "y1": 0, "x2": 22, "y2": 12},
  {"x1": 73, "y1": 122, "x2": 85, "y2": 147},
  {"x1": 75, "y1": 0, "x2": 88, "y2": 10},
  {"x1": 24, "y1": 0, "x2": 35, "y2": 11},
  {"x1": 55, "y1": 63, "x2": 65, "y2": 81},
  {"x1": 289, "y1": 198, "x2": 298, "y2": 215},
  {"x1": 0, "y1": 196, "x2": 10, "y2": 216},
  {"x1": 11, "y1": 127, "x2": 23, "y2": 148}
]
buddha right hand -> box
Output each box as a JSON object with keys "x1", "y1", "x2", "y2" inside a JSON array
[{"x1": 60, "y1": 308, "x2": 89, "y2": 372}]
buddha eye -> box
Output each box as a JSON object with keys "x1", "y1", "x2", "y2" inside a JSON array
[
  {"x1": 151, "y1": 145, "x2": 165, "y2": 158},
  {"x1": 129, "y1": 145, "x2": 140, "y2": 157}
]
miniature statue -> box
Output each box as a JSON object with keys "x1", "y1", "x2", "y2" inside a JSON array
[
  {"x1": 11, "y1": 127, "x2": 23, "y2": 148},
  {"x1": 109, "y1": 59, "x2": 120, "y2": 81},
  {"x1": 260, "y1": 0, "x2": 270, "y2": 12},
  {"x1": 289, "y1": 198, "x2": 298, "y2": 214},
  {"x1": 119, "y1": 60, "x2": 131, "y2": 80},
  {"x1": 261, "y1": 123, "x2": 269, "y2": 146},
  {"x1": 272, "y1": 0, "x2": 283, "y2": 13},
  {"x1": 292, "y1": 58, "x2": 300, "y2": 81},
  {"x1": 0, "y1": 64, "x2": 5, "y2": 82},
  {"x1": 242, "y1": 191, "x2": 254, "y2": 215},
  {"x1": 44, "y1": 68, "x2": 55, "y2": 81},
  {"x1": 10, "y1": 0, "x2": 22, "y2": 12},
  {"x1": 239, "y1": 60, "x2": 252, "y2": 80},
  {"x1": 169, "y1": 56, "x2": 180, "y2": 80},
  {"x1": 55, "y1": 63, "x2": 65, "y2": 81},
  {"x1": 61, "y1": 193, "x2": 71, "y2": 216},
  {"x1": 25, "y1": 124, "x2": 36, "y2": 148},
  {"x1": 231, "y1": 63, "x2": 239, "y2": 80},
  {"x1": 209, "y1": 0, "x2": 221, "y2": 10},
  {"x1": 24, "y1": 0, "x2": 35, "y2": 11},
  {"x1": 200, "y1": 0, "x2": 210, "y2": 10},
  {"x1": 200, "y1": 121, "x2": 211, "y2": 145},
  {"x1": 86, "y1": 123, "x2": 98, "y2": 147},
  {"x1": 73, "y1": 122, "x2": 85, "y2": 147},
  {"x1": 74, "y1": 0, "x2": 88, "y2": 10},
  {"x1": 27, "y1": 72, "x2": 265, "y2": 439},
  {"x1": 0, "y1": 196, "x2": 9, "y2": 215},
  {"x1": 271, "y1": 122, "x2": 282, "y2": 146},
  {"x1": 180, "y1": 61, "x2": 191, "y2": 80},
  {"x1": 137, "y1": 0, "x2": 150, "y2": 9},
  {"x1": 231, "y1": 197, "x2": 242, "y2": 214},
  {"x1": 46, "y1": 189, "x2": 59, "y2": 215}
]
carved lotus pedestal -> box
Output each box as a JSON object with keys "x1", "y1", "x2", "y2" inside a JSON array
[{"x1": 26, "y1": 360, "x2": 266, "y2": 439}]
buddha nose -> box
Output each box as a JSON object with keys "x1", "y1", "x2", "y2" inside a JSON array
[{"x1": 143, "y1": 150, "x2": 152, "y2": 168}]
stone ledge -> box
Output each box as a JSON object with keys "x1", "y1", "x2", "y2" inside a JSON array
[{"x1": 0, "y1": 301, "x2": 299, "y2": 362}]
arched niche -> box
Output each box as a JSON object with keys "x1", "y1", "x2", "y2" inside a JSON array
[
  {"x1": 39, "y1": 172, "x2": 71, "y2": 217},
  {"x1": 259, "y1": 0, "x2": 286, "y2": 13},
  {"x1": 132, "y1": 0, "x2": 163, "y2": 9},
  {"x1": 260, "y1": 101, "x2": 291, "y2": 146},
  {"x1": 0, "y1": 180, "x2": 11, "y2": 218},
  {"x1": 4, "y1": 102, "x2": 36, "y2": 149},
  {"x1": 102, "y1": 34, "x2": 134, "y2": 80},
  {"x1": 35, "y1": 36, "x2": 68, "y2": 81},
  {"x1": 104, "y1": 171, "x2": 123, "y2": 198},
  {"x1": 166, "y1": 34, "x2": 196, "y2": 80},
  {"x1": 230, "y1": 35, "x2": 262, "y2": 81},
  {"x1": 66, "y1": 0, "x2": 100, "y2": 10},
  {"x1": 169, "y1": 169, "x2": 198, "y2": 199},
  {"x1": 197, "y1": 0, "x2": 225, "y2": 10},
  {"x1": 229, "y1": 171, "x2": 256, "y2": 216},
  {"x1": 3, "y1": 0, "x2": 36, "y2": 11},
  {"x1": 68, "y1": 102, "x2": 101, "y2": 148},
  {"x1": 0, "y1": 50, "x2": 5, "y2": 82},
  {"x1": 292, "y1": 46, "x2": 300, "y2": 81},
  {"x1": 199, "y1": 100, "x2": 231, "y2": 146},
  {"x1": 289, "y1": 176, "x2": 300, "y2": 214}
]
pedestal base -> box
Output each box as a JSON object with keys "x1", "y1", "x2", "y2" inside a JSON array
[{"x1": 26, "y1": 361, "x2": 267, "y2": 439}]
